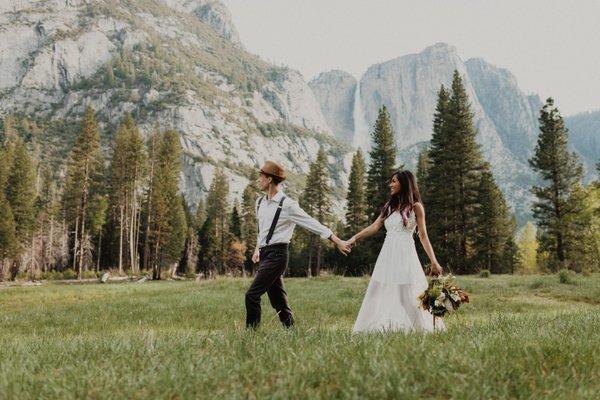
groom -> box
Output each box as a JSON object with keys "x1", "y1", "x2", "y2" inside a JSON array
[{"x1": 245, "y1": 161, "x2": 351, "y2": 329}]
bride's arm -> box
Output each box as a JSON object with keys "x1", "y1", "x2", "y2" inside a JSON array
[
  {"x1": 347, "y1": 216, "x2": 384, "y2": 245},
  {"x1": 414, "y1": 202, "x2": 443, "y2": 275}
]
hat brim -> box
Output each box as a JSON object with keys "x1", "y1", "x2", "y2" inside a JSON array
[{"x1": 259, "y1": 169, "x2": 285, "y2": 180}]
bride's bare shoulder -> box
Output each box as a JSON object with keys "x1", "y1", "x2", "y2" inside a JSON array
[{"x1": 413, "y1": 202, "x2": 425, "y2": 214}]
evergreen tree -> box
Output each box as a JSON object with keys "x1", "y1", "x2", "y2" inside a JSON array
[
  {"x1": 529, "y1": 98, "x2": 584, "y2": 271},
  {"x1": 180, "y1": 195, "x2": 199, "y2": 277},
  {"x1": 5, "y1": 137, "x2": 37, "y2": 249},
  {"x1": 344, "y1": 149, "x2": 368, "y2": 275},
  {"x1": 198, "y1": 167, "x2": 230, "y2": 276},
  {"x1": 104, "y1": 61, "x2": 116, "y2": 88},
  {"x1": 107, "y1": 114, "x2": 147, "y2": 274},
  {"x1": 145, "y1": 130, "x2": 186, "y2": 279},
  {"x1": 364, "y1": 106, "x2": 398, "y2": 270},
  {"x1": 195, "y1": 197, "x2": 207, "y2": 228},
  {"x1": 345, "y1": 149, "x2": 368, "y2": 236},
  {"x1": 87, "y1": 194, "x2": 108, "y2": 272},
  {"x1": 472, "y1": 169, "x2": 514, "y2": 273},
  {"x1": 230, "y1": 200, "x2": 242, "y2": 239},
  {"x1": 415, "y1": 147, "x2": 431, "y2": 265},
  {"x1": 501, "y1": 234, "x2": 520, "y2": 274},
  {"x1": 0, "y1": 194, "x2": 17, "y2": 264},
  {"x1": 366, "y1": 106, "x2": 397, "y2": 221},
  {"x1": 564, "y1": 183, "x2": 599, "y2": 271},
  {"x1": 299, "y1": 147, "x2": 333, "y2": 276},
  {"x1": 240, "y1": 175, "x2": 259, "y2": 273},
  {"x1": 62, "y1": 106, "x2": 105, "y2": 278},
  {"x1": 425, "y1": 74, "x2": 485, "y2": 273},
  {"x1": 416, "y1": 148, "x2": 430, "y2": 199}
]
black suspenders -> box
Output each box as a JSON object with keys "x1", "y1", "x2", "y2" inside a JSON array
[{"x1": 257, "y1": 195, "x2": 286, "y2": 246}]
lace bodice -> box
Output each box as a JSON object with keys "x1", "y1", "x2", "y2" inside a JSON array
[{"x1": 384, "y1": 209, "x2": 417, "y2": 234}]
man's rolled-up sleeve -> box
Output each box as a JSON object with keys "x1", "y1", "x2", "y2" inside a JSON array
[{"x1": 286, "y1": 200, "x2": 332, "y2": 239}]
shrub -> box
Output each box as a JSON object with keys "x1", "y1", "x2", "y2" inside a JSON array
[
  {"x1": 529, "y1": 279, "x2": 546, "y2": 289},
  {"x1": 62, "y1": 269, "x2": 77, "y2": 280},
  {"x1": 41, "y1": 271, "x2": 64, "y2": 280},
  {"x1": 558, "y1": 269, "x2": 575, "y2": 284},
  {"x1": 81, "y1": 270, "x2": 98, "y2": 279},
  {"x1": 479, "y1": 269, "x2": 491, "y2": 278}
]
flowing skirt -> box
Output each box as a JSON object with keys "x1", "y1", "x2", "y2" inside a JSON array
[{"x1": 352, "y1": 232, "x2": 446, "y2": 333}]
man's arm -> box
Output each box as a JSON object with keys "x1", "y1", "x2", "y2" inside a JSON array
[{"x1": 286, "y1": 200, "x2": 350, "y2": 255}]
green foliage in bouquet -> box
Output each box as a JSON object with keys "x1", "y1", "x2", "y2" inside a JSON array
[{"x1": 418, "y1": 275, "x2": 470, "y2": 318}]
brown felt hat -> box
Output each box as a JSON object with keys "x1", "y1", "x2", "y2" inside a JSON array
[{"x1": 259, "y1": 160, "x2": 286, "y2": 181}]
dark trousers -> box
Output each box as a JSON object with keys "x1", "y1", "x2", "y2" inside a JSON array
[{"x1": 245, "y1": 243, "x2": 294, "y2": 328}]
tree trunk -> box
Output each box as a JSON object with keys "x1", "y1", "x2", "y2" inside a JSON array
[
  {"x1": 73, "y1": 213, "x2": 79, "y2": 271},
  {"x1": 119, "y1": 204, "x2": 124, "y2": 275},
  {"x1": 78, "y1": 162, "x2": 90, "y2": 279},
  {"x1": 134, "y1": 206, "x2": 142, "y2": 273},
  {"x1": 96, "y1": 231, "x2": 102, "y2": 273}
]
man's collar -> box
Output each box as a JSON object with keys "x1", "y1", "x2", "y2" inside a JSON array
[{"x1": 268, "y1": 190, "x2": 285, "y2": 202}]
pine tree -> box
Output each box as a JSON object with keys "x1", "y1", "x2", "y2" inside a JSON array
[
  {"x1": 5, "y1": 137, "x2": 37, "y2": 250},
  {"x1": 62, "y1": 106, "x2": 105, "y2": 278},
  {"x1": 529, "y1": 98, "x2": 584, "y2": 271},
  {"x1": 501, "y1": 234, "x2": 520, "y2": 274},
  {"x1": 195, "y1": 197, "x2": 207, "y2": 228},
  {"x1": 107, "y1": 114, "x2": 147, "y2": 274},
  {"x1": 240, "y1": 175, "x2": 259, "y2": 273},
  {"x1": 472, "y1": 169, "x2": 514, "y2": 273},
  {"x1": 416, "y1": 148, "x2": 430, "y2": 199},
  {"x1": 364, "y1": 106, "x2": 398, "y2": 270},
  {"x1": 299, "y1": 147, "x2": 332, "y2": 276},
  {"x1": 146, "y1": 130, "x2": 187, "y2": 279},
  {"x1": 199, "y1": 167, "x2": 230, "y2": 276},
  {"x1": 366, "y1": 106, "x2": 398, "y2": 221},
  {"x1": 180, "y1": 195, "x2": 199, "y2": 277},
  {"x1": 0, "y1": 194, "x2": 17, "y2": 266},
  {"x1": 145, "y1": 130, "x2": 186, "y2": 279},
  {"x1": 230, "y1": 200, "x2": 242, "y2": 239},
  {"x1": 345, "y1": 149, "x2": 368, "y2": 236},
  {"x1": 343, "y1": 149, "x2": 368, "y2": 275},
  {"x1": 425, "y1": 74, "x2": 485, "y2": 272},
  {"x1": 564, "y1": 183, "x2": 599, "y2": 271},
  {"x1": 415, "y1": 147, "x2": 431, "y2": 266}
]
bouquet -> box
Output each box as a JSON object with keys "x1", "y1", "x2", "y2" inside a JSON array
[{"x1": 418, "y1": 274, "x2": 469, "y2": 328}]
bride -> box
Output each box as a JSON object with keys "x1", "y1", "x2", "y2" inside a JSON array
[{"x1": 346, "y1": 170, "x2": 445, "y2": 333}]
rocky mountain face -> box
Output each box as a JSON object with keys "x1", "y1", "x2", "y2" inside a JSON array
[
  {"x1": 0, "y1": 0, "x2": 348, "y2": 211},
  {"x1": 308, "y1": 70, "x2": 356, "y2": 143},
  {"x1": 565, "y1": 110, "x2": 600, "y2": 182},
  {"x1": 312, "y1": 43, "x2": 553, "y2": 221}
]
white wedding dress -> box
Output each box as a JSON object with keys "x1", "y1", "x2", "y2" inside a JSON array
[{"x1": 352, "y1": 209, "x2": 445, "y2": 333}]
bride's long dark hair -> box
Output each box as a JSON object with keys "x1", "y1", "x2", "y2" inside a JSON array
[{"x1": 380, "y1": 170, "x2": 422, "y2": 221}]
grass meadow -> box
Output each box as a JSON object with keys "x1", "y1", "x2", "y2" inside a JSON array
[{"x1": 0, "y1": 274, "x2": 599, "y2": 399}]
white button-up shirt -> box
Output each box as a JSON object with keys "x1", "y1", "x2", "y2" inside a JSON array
[{"x1": 255, "y1": 190, "x2": 333, "y2": 248}]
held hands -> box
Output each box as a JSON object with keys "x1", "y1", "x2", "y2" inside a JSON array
[
  {"x1": 346, "y1": 236, "x2": 357, "y2": 248},
  {"x1": 330, "y1": 234, "x2": 351, "y2": 256},
  {"x1": 336, "y1": 240, "x2": 352, "y2": 256}
]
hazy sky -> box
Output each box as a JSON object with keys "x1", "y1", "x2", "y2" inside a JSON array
[{"x1": 222, "y1": 0, "x2": 600, "y2": 116}]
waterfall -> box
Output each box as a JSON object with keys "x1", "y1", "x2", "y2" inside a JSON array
[{"x1": 352, "y1": 80, "x2": 370, "y2": 152}]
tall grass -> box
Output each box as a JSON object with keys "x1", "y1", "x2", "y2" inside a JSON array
[{"x1": 0, "y1": 274, "x2": 598, "y2": 399}]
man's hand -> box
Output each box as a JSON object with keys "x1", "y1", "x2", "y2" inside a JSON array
[
  {"x1": 336, "y1": 240, "x2": 351, "y2": 255},
  {"x1": 328, "y1": 234, "x2": 351, "y2": 255},
  {"x1": 252, "y1": 248, "x2": 260, "y2": 264}
]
